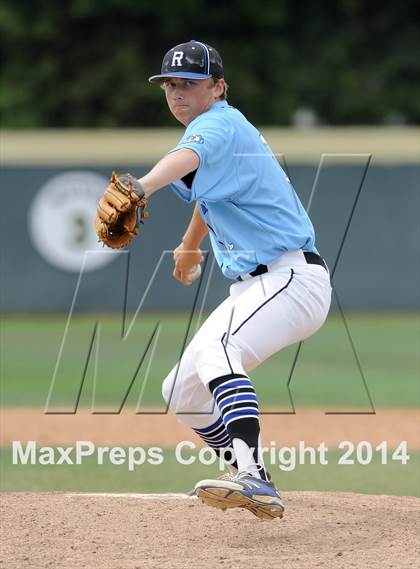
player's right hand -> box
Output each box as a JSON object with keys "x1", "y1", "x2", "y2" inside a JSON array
[{"x1": 173, "y1": 243, "x2": 203, "y2": 285}]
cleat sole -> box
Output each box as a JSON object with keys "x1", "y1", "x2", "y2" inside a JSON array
[{"x1": 196, "y1": 485, "x2": 284, "y2": 520}]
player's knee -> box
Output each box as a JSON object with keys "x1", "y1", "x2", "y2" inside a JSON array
[
  {"x1": 192, "y1": 341, "x2": 210, "y2": 372},
  {"x1": 193, "y1": 341, "x2": 222, "y2": 379},
  {"x1": 161, "y1": 373, "x2": 173, "y2": 406},
  {"x1": 161, "y1": 365, "x2": 184, "y2": 411},
  {"x1": 193, "y1": 337, "x2": 241, "y2": 376}
]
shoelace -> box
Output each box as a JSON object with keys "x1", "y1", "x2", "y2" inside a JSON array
[
  {"x1": 217, "y1": 472, "x2": 236, "y2": 481},
  {"x1": 236, "y1": 470, "x2": 272, "y2": 483}
]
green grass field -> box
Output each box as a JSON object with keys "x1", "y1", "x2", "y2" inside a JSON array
[
  {"x1": 1, "y1": 312, "x2": 418, "y2": 496},
  {"x1": 1, "y1": 448, "x2": 418, "y2": 497},
  {"x1": 1, "y1": 312, "x2": 418, "y2": 409}
]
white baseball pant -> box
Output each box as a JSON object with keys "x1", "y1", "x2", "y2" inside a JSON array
[{"x1": 162, "y1": 250, "x2": 332, "y2": 429}]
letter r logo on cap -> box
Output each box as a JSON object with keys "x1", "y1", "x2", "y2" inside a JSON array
[{"x1": 172, "y1": 51, "x2": 184, "y2": 67}]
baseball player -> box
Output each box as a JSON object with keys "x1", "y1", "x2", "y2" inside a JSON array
[{"x1": 96, "y1": 40, "x2": 332, "y2": 520}]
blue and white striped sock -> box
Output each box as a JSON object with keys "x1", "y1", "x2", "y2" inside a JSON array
[
  {"x1": 192, "y1": 417, "x2": 237, "y2": 472},
  {"x1": 193, "y1": 416, "x2": 231, "y2": 449},
  {"x1": 211, "y1": 375, "x2": 259, "y2": 427},
  {"x1": 209, "y1": 374, "x2": 267, "y2": 480}
]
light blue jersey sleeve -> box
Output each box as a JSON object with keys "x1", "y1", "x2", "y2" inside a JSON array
[
  {"x1": 168, "y1": 101, "x2": 318, "y2": 279},
  {"x1": 169, "y1": 116, "x2": 239, "y2": 202}
]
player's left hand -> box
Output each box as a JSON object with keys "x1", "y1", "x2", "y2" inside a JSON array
[
  {"x1": 173, "y1": 243, "x2": 203, "y2": 285},
  {"x1": 95, "y1": 172, "x2": 148, "y2": 249}
]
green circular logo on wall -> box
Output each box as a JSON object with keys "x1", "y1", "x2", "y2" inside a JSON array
[{"x1": 28, "y1": 171, "x2": 117, "y2": 273}]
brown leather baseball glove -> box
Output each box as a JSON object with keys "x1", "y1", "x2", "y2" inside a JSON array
[{"x1": 95, "y1": 172, "x2": 148, "y2": 249}]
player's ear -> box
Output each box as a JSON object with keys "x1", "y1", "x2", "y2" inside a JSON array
[{"x1": 213, "y1": 78, "x2": 225, "y2": 99}]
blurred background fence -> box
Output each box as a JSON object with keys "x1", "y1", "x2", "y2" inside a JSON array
[
  {"x1": 1, "y1": 0, "x2": 419, "y2": 313},
  {"x1": 1, "y1": 128, "x2": 418, "y2": 312}
]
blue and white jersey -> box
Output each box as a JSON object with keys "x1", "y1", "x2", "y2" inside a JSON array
[{"x1": 169, "y1": 100, "x2": 318, "y2": 280}]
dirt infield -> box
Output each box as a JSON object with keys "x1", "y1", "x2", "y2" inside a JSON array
[
  {"x1": 1, "y1": 491, "x2": 418, "y2": 569},
  {"x1": 1, "y1": 407, "x2": 418, "y2": 449}
]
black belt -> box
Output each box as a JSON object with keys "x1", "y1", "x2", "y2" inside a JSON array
[{"x1": 237, "y1": 252, "x2": 327, "y2": 281}]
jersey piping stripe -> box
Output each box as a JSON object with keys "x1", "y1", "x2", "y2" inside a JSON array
[{"x1": 232, "y1": 269, "x2": 294, "y2": 336}]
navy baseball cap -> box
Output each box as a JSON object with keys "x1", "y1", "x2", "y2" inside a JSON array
[{"x1": 149, "y1": 40, "x2": 224, "y2": 83}]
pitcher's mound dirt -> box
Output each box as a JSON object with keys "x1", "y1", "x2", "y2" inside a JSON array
[{"x1": 1, "y1": 491, "x2": 418, "y2": 569}]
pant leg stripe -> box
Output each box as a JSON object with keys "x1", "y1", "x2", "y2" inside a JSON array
[
  {"x1": 232, "y1": 269, "x2": 294, "y2": 335},
  {"x1": 220, "y1": 332, "x2": 234, "y2": 374}
]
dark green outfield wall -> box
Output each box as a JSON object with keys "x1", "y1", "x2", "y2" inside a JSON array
[{"x1": 1, "y1": 163, "x2": 418, "y2": 313}]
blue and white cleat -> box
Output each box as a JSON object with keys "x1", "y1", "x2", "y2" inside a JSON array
[{"x1": 194, "y1": 472, "x2": 285, "y2": 520}]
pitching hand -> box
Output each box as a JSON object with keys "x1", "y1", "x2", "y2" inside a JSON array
[{"x1": 173, "y1": 243, "x2": 204, "y2": 286}]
